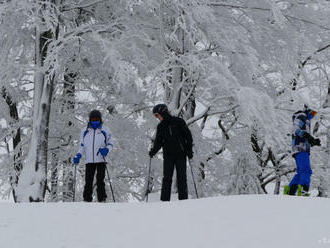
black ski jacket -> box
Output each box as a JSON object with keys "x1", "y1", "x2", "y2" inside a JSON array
[{"x1": 150, "y1": 114, "x2": 193, "y2": 158}]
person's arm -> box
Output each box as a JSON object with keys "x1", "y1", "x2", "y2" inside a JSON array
[
  {"x1": 294, "y1": 116, "x2": 320, "y2": 146},
  {"x1": 294, "y1": 115, "x2": 307, "y2": 138},
  {"x1": 179, "y1": 119, "x2": 193, "y2": 157},
  {"x1": 149, "y1": 125, "x2": 164, "y2": 157}
]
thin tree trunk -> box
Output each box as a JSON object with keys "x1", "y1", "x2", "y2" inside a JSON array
[
  {"x1": 316, "y1": 79, "x2": 330, "y2": 197},
  {"x1": 50, "y1": 152, "x2": 59, "y2": 201},
  {"x1": 62, "y1": 73, "x2": 76, "y2": 202},
  {"x1": 2, "y1": 87, "x2": 22, "y2": 202}
]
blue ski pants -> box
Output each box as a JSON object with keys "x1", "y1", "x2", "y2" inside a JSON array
[{"x1": 289, "y1": 152, "x2": 312, "y2": 188}]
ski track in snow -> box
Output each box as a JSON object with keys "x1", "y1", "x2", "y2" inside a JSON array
[{"x1": 0, "y1": 195, "x2": 329, "y2": 248}]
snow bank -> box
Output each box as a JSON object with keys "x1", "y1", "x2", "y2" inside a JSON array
[{"x1": 0, "y1": 195, "x2": 329, "y2": 248}]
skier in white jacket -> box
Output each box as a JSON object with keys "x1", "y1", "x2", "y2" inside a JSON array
[{"x1": 73, "y1": 110, "x2": 114, "y2": 202}]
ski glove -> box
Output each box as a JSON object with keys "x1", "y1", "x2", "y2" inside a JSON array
[
  {"x1": 98, "y1": 147, "x2": 109, "y2": 157},
  {"x1": 303, "y1": 133, "x2": 321, "y2": 147},
  {"x1": 312, "y1": 138, "x2": 321, "y2": 147},
  {"x1": 73, "y1": 153, "x2": 82, "y2": 164},
  {"x1": 187, "y1": 150, "x2": 193, "y2": 159},
  {"x1": 149, "y1": 150, "x2": 155, "y2": 158}
]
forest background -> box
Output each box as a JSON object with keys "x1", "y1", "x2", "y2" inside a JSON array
[{"x1": 1, "y1": 0, "x2": 330, "y2": 202}]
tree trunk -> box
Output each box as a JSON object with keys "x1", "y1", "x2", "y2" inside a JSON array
[
  {"x1": 50, "y1": 152, "x2": 59, "y2": 201},
  {"x1": 317, "y1": 79, "x2": 330, "y2": 197},
  {"x1": 318, "y1": 127, "x2": 330, "y2": 197},
  {"x1": 2, "y1": 87, "x2": 22, "y2": 202},
  {"x1": 16, "y1": 18, "x2": 56, "y2": 202},
  {"x1": 61, "y1": 73, "x2": 76, "y2": 202}
]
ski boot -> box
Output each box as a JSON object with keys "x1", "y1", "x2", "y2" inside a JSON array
[
  {"x1": 284, "y1": 184, "x2": 298, "y2": 195},
  {"x1": 283, "y1": 185, "x2": 290, "y2": 195},
  {"x1": 297, "y1": 185, "x2": 310, "y2": 197}
]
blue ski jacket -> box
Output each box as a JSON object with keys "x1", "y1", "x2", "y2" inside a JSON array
[{"x1": 292, "y1": 111, "x2": 314, "y2": 156}]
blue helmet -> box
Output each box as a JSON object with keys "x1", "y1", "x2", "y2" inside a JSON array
[{"x1": 303, "y1": 105, "x2": 317, "y2": 120}]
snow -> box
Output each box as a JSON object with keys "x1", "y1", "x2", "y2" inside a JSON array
[{"x1": 0, "y1": 195, "x2": 330, "y2": 248}]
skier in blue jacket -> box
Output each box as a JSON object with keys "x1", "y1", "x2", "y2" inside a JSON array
[
  {"x1": 73, "y1": 110, "x2": 114, "y2": 202},
  {"x1": 284, "y1": 105, "x2": 321, "y2": 196}
]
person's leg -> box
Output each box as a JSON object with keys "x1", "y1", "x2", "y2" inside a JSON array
[
  {"x1": 96, "y1": 163, "x2": 107, "y2": 202},
  {"x1": 83, "y1": 163, "x2": 97, "y2": 202},
  {"x1": 296, "y1": 152, "x2": 312, "y2": 193},
  {"x1": 288, "y1": 153, "x2": 303, "y2": 195},
  {"x1": 175, "y1": 156, "x2": 188, "y2": 200},
  {"x1": 289, "y1": 174, "x2": 299, "y2": 188},
  {"x1": 288, "y1": 173, "x2": 299, "y2": 195},
  {"x1": 161, "y1": 157, "x2": 175, "y2": 201}
]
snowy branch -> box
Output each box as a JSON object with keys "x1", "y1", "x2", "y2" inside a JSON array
[
  {"x1": 62, "y1": 0, "x2": 105, "y2": 11},
  {"x1": 261, "y1": 168, "x2": 296, "y2": 187},
  {"x1": 210, "y1": 3, "x2": 330, "y2": 30},
  {"x1": 174, "y1": 82, "x2": 197, "y2": 116},
  {"x1": 187, "y1": 105, "x2": 239, "y2": 125}
]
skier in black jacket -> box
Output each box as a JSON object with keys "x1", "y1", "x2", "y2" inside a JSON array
[{"x1": 149, "y1": 104, "x2": 193, "y2": 201}]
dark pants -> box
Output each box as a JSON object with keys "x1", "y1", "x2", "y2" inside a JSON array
[
  {"x1": 161, "y1": 156, "x2": 188, "y2": 201},
  {"x1": 83, "y1": 163, "x2": 107, "y2": 202}
]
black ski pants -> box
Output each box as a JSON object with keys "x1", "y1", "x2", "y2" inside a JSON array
[
  {"x1": 161, "y1": 155, "x2": 188, "y2": 201},
  {"x1": 83, "y1": 163, "x2": 107, "y2": 202}
]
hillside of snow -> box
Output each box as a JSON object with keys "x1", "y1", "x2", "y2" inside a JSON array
[{"x1": 0, "y1": 195, "x2": 330, "y2": 248}]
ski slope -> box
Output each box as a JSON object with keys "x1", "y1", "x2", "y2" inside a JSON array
[{"x1": 0, "y1": 195, "x2": 329, "y2": 248}]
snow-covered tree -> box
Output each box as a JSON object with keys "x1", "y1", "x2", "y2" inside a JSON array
[{"x1": 1, "y1": 0, "x2": 330, "y2": 202}]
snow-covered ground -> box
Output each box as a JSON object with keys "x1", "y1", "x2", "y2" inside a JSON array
[{"x1": 0, "y1": 195, "x2": 330, "y2": 248}]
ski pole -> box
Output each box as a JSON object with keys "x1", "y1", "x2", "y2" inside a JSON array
[
  {"x1": 189, "y1": 159, "x2": 199, "y2": 199},
  {"x1": 73, "y1": 163, "x2": 77, "y2": 202},
  {"x1": 105, "y1": 164, "x2": 116, "y2": 202},
  {"x1": 100, "y1": 153, "x2": 116, "y2": 202},
  {"x1": 145, "y1": 158, "x2": 152, "y2": 202}
]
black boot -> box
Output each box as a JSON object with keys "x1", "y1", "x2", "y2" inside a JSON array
[
  {"x1": 298, "y1": 184, "x2": 310, "y2": 196},
  {"x1": 288, "y1": 184, "x2": 298, "y2": 195}
]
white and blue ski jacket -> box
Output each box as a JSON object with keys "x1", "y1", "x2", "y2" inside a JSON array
[
  {"x1": 78, "y1": 125, "x2": 114, "y2": 164},
  {"x1": 292, "y1": 111, "x2": 312, "y2": 156}
]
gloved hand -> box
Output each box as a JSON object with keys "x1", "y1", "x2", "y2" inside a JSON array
[
  {"x1": 312, "y1": 138, "x2": 321, "y2": 147},
  {"x1": 98, "y1": 147, "x2": 109, "y2": 156},
  {"x1": 73, "y1": 153, "x2": 82, "y2": 164},
  {"x1": 187, "y1": 150, "x2": 193, "y2": 159},
  {"x1": 149, "y1": 150, "x2": 155, "y2": 158},
  {"x1": 303, "y1": 133, "x2": 321, "y2": 147}
]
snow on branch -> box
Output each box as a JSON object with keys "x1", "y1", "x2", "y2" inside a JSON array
[
  {"x1": 62, "y1": 0, "x2": 105, "y2": 11},
  {"x1": 208, "y1": 3, "x2": 269, "y2": 11},
  {"x1": 261, "y1": 168, "x2": 296, "y2": 187},
  {"x1": 187, "y1": 105, "x2": 239, "y2": 125},
  {"x1": 210, "y1": 2, "x2": 330, "y2": 30},
  {"x1": 173, "y1": 82, "x2": 197, "y2": 116}
]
